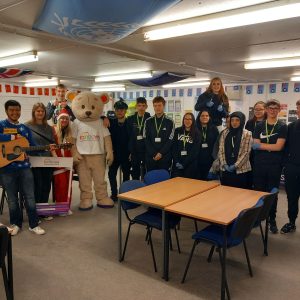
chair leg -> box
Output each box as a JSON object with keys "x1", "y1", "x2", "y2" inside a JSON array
[
  {"x1": 207, "y1": 245, "x2": 215, "y2": 262},
  {"x1": 121, "y1": 222, "x2": 133, "y2": 262},
  {"x1": 181, "y1": 240, "x2": 198, "y2": 284},
  {"x1": 147, "y1": 227, "x2": 157, "y2": 272},
  {"x1": 2, "y1": 264, "x2": 11, "y2": 300},
  {"x1": 218, "y1": 248, "x2": 231, "y2": 300},
  {"x1": 264, "y1": 219, "x2": 269, "y2": 256},
  {"x1": 194, "y1": 220, "x2": 198, "y2": 232},
  {"x1": 0, "y1": 189, "x2": 6, "y2": 215},
  {"x1": 243, "y1": 240, "x2": 253, "y2": 277},
  {"x1": 177, "y1": 220, "x2": 181, "y2": 230},
  {"x1": 174, "y1": 227, "x2": 181, "y2": 254},
  {"x1": 146, "y1": 227, "x2": 153, "y2": 244}
]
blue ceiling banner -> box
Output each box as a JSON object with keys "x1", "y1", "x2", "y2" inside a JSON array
[
  {"x1": 33, "y1": 0, "x2": 180, "y2": 44},
  {"x1": 257, "y1": 84, "x2": 264, "y2": 94},
  {"x1": 281, "y1": 82, "x2": 288, "y2": 92},
  {"x1": 269, "y1": 83, "x2": 276, "y2": 93},
  {"x1": 294, "y1": 83, "x2": 300, "y2": 93},
  {"x1": 130, "y1": 72, "x2": 189, "y2": 87},
  {"x1": 246, "y1": 85, "x2": 253, "y2": 95}
]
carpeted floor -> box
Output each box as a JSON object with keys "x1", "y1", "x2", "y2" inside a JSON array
[{"x1": 0, "y1": 183, "x2": 299, "y2": 300}]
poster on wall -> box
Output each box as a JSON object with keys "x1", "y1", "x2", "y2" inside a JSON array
[
  {"x1": 288, "y1": 110, "x2": 298, "y2": 123},
  {"x1": 167, "y1": 100, "x2": 174, "y2": 112},
  {"x1": 164, "y1": 90, "x2": 168, "y2": 98},
  {"x1": 246, "y1": 85, "x2": 253, "y2": 95},
  {"x1": 179, "y1": 89, "x2": 184, "y2": 97},
  {"x1": 175, "y1": 100, "x2": 181, "y2": 112},
  {"x1": 187, "y1": 88, "x2": 193, "y2": 97},
  {"x1": 279, "y1": 104, "x2": 287, "y2": 118},
  {"x1": 269, "y1": 84, "x2": 276, "y2": 93},
  {"x1": 172, "y1": 89, "x2": 176, "y2": 97},
  {"x1": 281, "y1": 83, "x2": 289, "y2": 92},
  {"x1": 248, "y1": 107, "x2": 254, "y2": 120},
  {"x1": 257, "y1": 85, "x2": 264, "y2": 94},
  {"x1": 196, "y1": 88, "x2": 202, "y2": 96},
  {"x1": 294, "y1": 83, "x2": 300, "y2": 92},
  {"x1": 166, "y1": 113, "x2": 173, "y2": 120},
  {"x1": 175, "y1": 114, "x2": 181, "y2": 127}
]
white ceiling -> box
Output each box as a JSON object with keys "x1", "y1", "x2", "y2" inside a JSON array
[{"x1": 0, "y1": 0, "x2": 300, "y2": 89}]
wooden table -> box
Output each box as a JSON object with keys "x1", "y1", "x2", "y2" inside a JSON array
[
  {"x1": 166, "y1": 185, "x2": 268, "y2": 300},
  {"x1": 117, "y1": 177, "x2": 220, "y2": 279}
]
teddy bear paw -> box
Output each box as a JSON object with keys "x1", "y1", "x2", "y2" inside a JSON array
[
  {"x1": 97, "y1": 197, "x2": 114, "y2": 208},
  {"x1": 78, "y1": 200, "x2": 93, "y2": 211}
]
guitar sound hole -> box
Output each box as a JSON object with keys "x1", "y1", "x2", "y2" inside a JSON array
[{"x1": 13, "y1": 146, "x2": 22, "y2": 155}]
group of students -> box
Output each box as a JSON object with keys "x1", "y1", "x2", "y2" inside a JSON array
[{"x1": 1, "y1": 78, "x2": 300, "y2": 238}]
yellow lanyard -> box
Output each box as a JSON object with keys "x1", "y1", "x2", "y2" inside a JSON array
[
  {"x1": 183, "y1": 130, "x2": 190, "y2": 150},
  {"x1": 265, "y1": 120, "x2": 278, "y2": 144},
  {"x1": 202, "y1": 126, "x2": 207, "y2": 142},
  {"x1": 154, "y1": 115, "x2": 164, "y2": 137},
  {"x1": 136, "y1": 114, "x2": 145, "y2": 134}
]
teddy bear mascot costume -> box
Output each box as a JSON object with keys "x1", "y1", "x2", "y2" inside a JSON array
[{"x1": 68, "y1": 91, "x2": 114, "y2": 210}]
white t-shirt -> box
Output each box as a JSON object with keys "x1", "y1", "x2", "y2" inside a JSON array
[{"x1": 72, "y1": 119, "x2": 110, "y2": 154}]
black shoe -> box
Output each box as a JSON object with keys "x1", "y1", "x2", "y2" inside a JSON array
[
  {"x1": 111, "y1": 195, "x2": 118, "y2": 202},
  {"x1": 269, "y1": 221, "x2": 278, "y2": 234},
  {"x1": 280, "y1": 222, "x2": 296, "y2": 234}
]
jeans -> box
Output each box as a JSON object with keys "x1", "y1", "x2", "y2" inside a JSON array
[
  {"x1": 0, "y1": 168, "x2": 39, "y2": 229},
  {"x1": 32, "y1": 167, "x2": 53, "y2": 203},
  {"x1": 131, "y1": 152, "x2": 146, "y2": 180}
]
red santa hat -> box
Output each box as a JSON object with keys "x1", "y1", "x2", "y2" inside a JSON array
[{"x1": 57, "y1": 108, "x2": 70, "y2": 120}]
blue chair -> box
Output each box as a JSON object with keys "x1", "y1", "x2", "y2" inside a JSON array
[
  {"x1": 181, "y1": 201, "x2": 263, "y2": 299},
  {"x1": 144, "y1": 169, "x2": 170, "y2": 185},
  {"x1": 254, "y1": 188, "x2": 279, "y2": 256},
  {"x1": 119, "y1": 180, "x2": 181, "y2": 272}
]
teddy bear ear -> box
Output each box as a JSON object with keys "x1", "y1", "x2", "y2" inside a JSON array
[
  {"x1": 65, "y1": 91, "x2": 79, "y2": 102},
  {"x1": 99, "y1": 93, "x2": 110, "y2": 104}
]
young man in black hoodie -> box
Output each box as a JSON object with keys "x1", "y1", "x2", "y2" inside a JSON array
[
  {"x1": 108, "y1": 100, "x2": 130, "y2": 201},
  {"x1": 143, "y1": 96, "x2": 174, "y2": 171},
  {"x1": 127, "y1": 97, "x2": 150, "y2": 180},
  {"x1": 280, "y1": 100, "x2": 300, "y2": 233},
  {"x1": 252, "y1": 99, "x2": 287, "y2": 234}
]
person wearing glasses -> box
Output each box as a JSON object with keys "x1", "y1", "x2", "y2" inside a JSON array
[
  {"x1": 252, "y1": 99, "x2": 287, "y2": 234},
  {"x1": 196, "y1": 110, "x2": 219, "y2": 180},
  {"x1": 144, "y1": 96, "x2": 174, "y2": 172},
  {"x1": 281, "y1": 100, "x2": 300, "y2": 234},
  {"x1": 195, "y1": 77, "x2": 229, "y2": 131},
  {"x1": 171, "y1": 113, "x2": 200, "y2": 179}
]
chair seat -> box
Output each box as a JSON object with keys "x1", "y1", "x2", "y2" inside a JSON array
[
  {"x1": 134, "y1": 211, "x2": 181, "y2": 230},
  {"x1": 192, "y1": 224, "x2": 242, "y2": 248}
]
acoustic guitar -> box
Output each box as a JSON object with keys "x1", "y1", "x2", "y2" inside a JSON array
[{"x1": 0, "y1": 137, "x2": 72, "y2": 168}]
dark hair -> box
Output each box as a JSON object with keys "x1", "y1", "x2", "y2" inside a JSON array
[
  {"x1": 196, "y1": 109, "x2": 211, "y2": 129},
  {"x1": 266, "y1": 99, "x2": 280, "y2": 108},
  {"x1": 28, "y1": 102, "x2": 48, "y2": 126},
  {"x1": 56, "y1": 83, "x2": 66, "y2": 89},
  {"x1": 206, "y1": 77, "x2": 229, "y2": 110},
  {"x1": 296, "y1": 99, "x2": 300, "y2": 106},
  {"x1": 250, "y1": 101, "x2": 266, "y2": 122},
  {"x1": 182, "y1": 112, "x2": 197, "y2": 140},
  {"x1": 5, "y1": 100, "x2": 21, "y2": 110},
  {"x1": 136, "y1": 97, "x2": 147, "y2": 104},
  {"x1": 152, "y1": 96, "x2": 166, "y2": 105}
]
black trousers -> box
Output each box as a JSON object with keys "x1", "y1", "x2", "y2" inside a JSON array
[
  {"x1": 108, "y1": 158, "x2": 131, "y2": 197},
  {"x1": 131, "y1": 152, "x2": 146, "y2": 180},
  {"x1": 253, "y1": 163, "x2": 282, "y2": 221},
  {"x1": 197, "y1": 163, "x2": 212, "y2": 181},
  {"x1": 221, "y1": 171, "x2": 251, "y2": 189},
  {"x1": 32, "y1": 167, "x2": 53, "y2": 203},
  {"x1": 171, "y1": 163, "x2": 197, "y2": 179},
  {"x1": 284, "y1": 164, "x2": 300, "y2": 224},
  {"x1": 145, "y1": 155, "x2": 172, "y2": 172}
]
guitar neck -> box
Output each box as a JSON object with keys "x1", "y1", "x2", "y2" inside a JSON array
[{"x1": 21, "y1": 145, "x2": 50, "y2": 152}]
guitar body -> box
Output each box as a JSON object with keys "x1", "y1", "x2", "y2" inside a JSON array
[{"x1": 0, "y1": 137, "x2": 29, "y2": 168}]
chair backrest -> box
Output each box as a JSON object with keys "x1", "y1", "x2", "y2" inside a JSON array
[
  {"x1": 119, "y1": 180, "x2": 146, "y2": 211},
  {"x1": 0, "y1": 226, "x2": 9, "y2": 267},
  {"x1": 144, "y1": 169, "x2": 170, "y2": 185},
  {"x1": 230, "y1": 203, "x2": 263, "y2": 240},
  {"x1": 257, "y1": 188, "x2": 279, "y2": 222}
]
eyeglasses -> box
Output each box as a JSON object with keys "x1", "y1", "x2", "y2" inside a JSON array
[
  {"x1": 184, "y1": 118, "x2": 193, "y2": 121},
  {"x1": 267, "y1": 106, "x2": 280, "y2": 111},
  {"x1": 254, "y1": 109, "x2": 264, "y2": 112}
]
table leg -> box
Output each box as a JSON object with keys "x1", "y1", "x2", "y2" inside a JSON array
[
  {"x1": 7, "y1": 234, "x2": 14, "y2": 300},
  {"x1": 118, "y1": 198, "x2": 122, "y2": 262},
  {"x1": 162, "y1": 210, "x2": 169, "y2": 281},
  {"x1": 221, "y1": 226, "x2": 228, "y2": 300}
]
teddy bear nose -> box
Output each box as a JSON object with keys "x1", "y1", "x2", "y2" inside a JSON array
[{"x1": 85, "y1": 111, "x2": 92, "y2": 117}]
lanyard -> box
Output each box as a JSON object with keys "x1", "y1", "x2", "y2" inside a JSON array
[
  {"x1": 231, "y1": 136, "x2": 236, "y2": 157},
  {"x1": 202, "y1": 126, "x2": 207, "y2": 142},
  {"x1": 265, "y1": 120, "x2": 278, "y2": 144},
  {"x1": 154, "y1": 115, "x2": 164, "y2": 137},
  {"x1": 136, "y1": 114, "x2": 145, "y2": 134},
  {"x1": 183, "y1": 130, "x2": 190, "y2": 150}
]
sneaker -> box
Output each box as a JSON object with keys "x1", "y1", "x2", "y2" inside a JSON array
[
  {"x1": 58, "y1": 210, "x2": 73, "y2": 217},
  {"x1": 29, "y1": 226, "x2": 46, "y2": 235},
  {"x1": 10, "y1": 225, "x2": 21, "y2": 236},
  {"x1": 42, "y1": 216, "x2": 54, "y2": 221},
  {"x1": 269, "y1": 221, "x2": 278, "y2": 234},
  {"x1": 280, "y1": 222, "x2": 296, "y2": 234}
]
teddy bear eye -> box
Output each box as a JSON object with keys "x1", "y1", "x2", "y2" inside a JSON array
[
  {"x1": 91, "y1": 105, "x2": 95, "y2": 110},
  {"x1": 81, "y1": 105, "x2": 85, "y2": 109}
]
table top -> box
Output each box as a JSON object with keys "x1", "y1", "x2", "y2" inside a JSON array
[
  {"x1": 118, "y1": 177, "x2": 220, "y2": 208},
  {"x1": 166, "y1": 185, "x2": 269, "y2": 225}
]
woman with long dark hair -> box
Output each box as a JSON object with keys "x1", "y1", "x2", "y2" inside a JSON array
[
  {"x1": 218, "y1": 111, "x2": 252, "y2": 189},
  {"x1": 196, "y1": 110, "x2": 219, "y2": 180},
  {"x1": 245, "y1": 101, "x2": 266, "y2": 133},
  {"x1": 26, "y1": 103, "x2": 56, "y2": 220},
  {"x1": 171, "y1": 113, "x2": 200, "y2": 178},
  {"x1": 195, "y1": 77, "x2": 229, "y2": 130}
]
